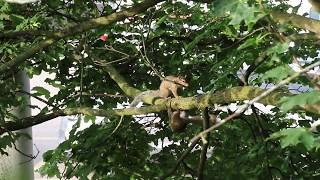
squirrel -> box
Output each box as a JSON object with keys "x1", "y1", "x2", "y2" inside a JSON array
[
  {"x1": 130, "y1": 75, "x2": 189, "y2": 107},
  {"x1": 168, "y1": 109, "x2": 219, "y2": 132},
  {"x1": 309, "y1": 0, "x2": 320, "y2": 12}
]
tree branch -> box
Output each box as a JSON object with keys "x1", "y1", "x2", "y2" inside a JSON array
[
  {"x1": 0, "y1": 110, "x2": 65, "y2": 135},
  {"x1": 1, "y1": 84, "x2": 319, "y2": 135},
  {"x1": 102, "y1": 63, "x2": 141, "y2": 97},
  {"x1": 0, "y1": 0, "x2": 164, "y2": 75},
  {"x1": 0, "y1": 30, "x2": 56, "y2": 39},
  {"x1": 197, "y1": 107, "x2": 210, "y2": 180},
  {"x1": 160, "y1": 137, "x2": 201, "y2": 179},
  {"x1": 190, "y1": 61, "x2": 320, "y2": 144},
  {"x1": 271, "y1": 11, "x2": 320, "y2": 37}
]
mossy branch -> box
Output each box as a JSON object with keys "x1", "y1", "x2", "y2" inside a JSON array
[
  {"x1": 271, "y1": 11, "x2": 320, "y2": 37},
  {"x1": 102, "y1": 64, "x2": 141, "y2": 97},
  {"x1": 0, "y1": 0, "x2": 164, "y2": 75},
  {"x1": 1, "y1": 86, "x2": 319, "y2": 135}
]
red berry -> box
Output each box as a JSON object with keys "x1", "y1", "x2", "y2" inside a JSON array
[{"x1": 100, "y1": 34, "x2": 108, "y2": 41}]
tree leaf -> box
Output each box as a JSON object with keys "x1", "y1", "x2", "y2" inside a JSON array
[
  {"x1": 259, "y1": 64, "x2": 294, "y2": 83},
  {"x1": 268, "y1": 128, "x2": 316, "y2": 150},
  {"x1": 32, "y1": 86, "x2": 51, "y2": 99},
  {"x1": 280, "y1": 91, "x2": 320, "y2": 112}
]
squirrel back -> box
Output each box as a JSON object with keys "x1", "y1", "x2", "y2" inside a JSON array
[
  {"x1": 130, "y1": 75, "x2": 188, "y2": 107},
  {"x1": 158, "y1": 76, "x2": 189, "y2": 98}
]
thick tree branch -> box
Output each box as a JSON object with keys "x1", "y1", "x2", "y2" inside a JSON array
[
  {"x1": 1, "y1": 6, "x2": 319, "y2": 76},
  {"x1": 88, "y1": 52, "x2": 141, "y2": 97},
  {"x1": 0, "y1": 110, "x2": 65, "y2": 135},
  {"x1": 0, "y1": 30, "x2": 56, "y2": 39},
  {"x1": 191, "y1": 61, "x2": 320, "y2": 143},
  {"x1": 1, "y1": 85, "x2": 319, "y2": 135},
  {"x1": 288, "y1": 33, "x2": 320, "y2": 41},
  {"x1": 102, "y1": 64, "x2": 141, "y2": 97},
  {"x1": 271, "y1": 11, "x2": 320, "y2": 37},
  {"x1": 0, "y1": 0, "x2": 164, "y2": 74},
  {"x1": 0, "y1": 105, "x2": 165, "y2": 135}
]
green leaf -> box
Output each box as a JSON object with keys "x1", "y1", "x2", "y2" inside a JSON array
[
  {"x1": 237, "y1": 33, "x2": 269, "y2": 50},
  {"x1": 259, "y1": 64, "x2": 294, "y2": 83},
  {"x1": 0, "y1": 21, "x2": 4, "y2": 30},
  {"x1": 40, "y1": 106, "x2": 49, "y2": 114},
  {"x1": 185, "y1": 26, "x2": 213, "y2": 51},
  {"x1": 280, "y1": 91, "x2": 320, "y2": 112},
  {"x1": 228, "y1": 3, "x2": 265, "y2": 30},
  {"x1": 84, "y1": 115, "x2": 96, "y2": 123},
  {"x1": 267, "y1": 42, "x2": 289, "y2": 55},
  {"x1": 0, "y1": 135, "x2": 14, "y2": 154},
  {"x1": 47, "y1": 0, "x2": 61, "y2": 9},
  {"x1": 156, "y1": 15, "x2": 168, "y2": 25},
  {"x1": 42, "y1": 150, "x2": 54, "y2": 162},
  {"x1": 268, "y1": 128, "x2": 315, "y2": 150},
  {"x1": 9, "y1": 14, "x2": 25, "y2": 25},
  {"x1": 32, "y1": 86, "x2": 51, "y2": 99}
]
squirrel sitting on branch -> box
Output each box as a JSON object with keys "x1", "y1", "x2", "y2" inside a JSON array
[
  {"x1": 130, "y1": 75, "x2": 189, "y2": 107},
  {"x1": 130, "y1": 75, "x2": 219, "y2": 132}
]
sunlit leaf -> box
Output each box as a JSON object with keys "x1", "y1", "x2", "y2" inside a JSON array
[
  {"x1": 32, "y1": 86, "x2": 51, "y2": 99},
  {"x1": 280, "y1": 91, "x2": 320, "y2": 112}
]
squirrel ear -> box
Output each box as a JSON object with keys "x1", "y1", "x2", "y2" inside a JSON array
[{"x1": 180, "y1": 75, "x2": 187, "y2": 80}]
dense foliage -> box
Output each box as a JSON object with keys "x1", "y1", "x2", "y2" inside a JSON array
[{"x1": 1, "y1": 0, "x2": 320, "y2": 179}]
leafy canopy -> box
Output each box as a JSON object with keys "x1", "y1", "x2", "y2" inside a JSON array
[{"x1": 0, "y1": 0, "x2": 320, "y2": 179}]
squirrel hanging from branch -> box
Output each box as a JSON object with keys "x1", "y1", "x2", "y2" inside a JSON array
[
  {"x1": 130, "y1": 75, "x2": 220, "y2": 132},
  {"x1": 168, "y1": 109, "x2": 220, "y2": 132}
]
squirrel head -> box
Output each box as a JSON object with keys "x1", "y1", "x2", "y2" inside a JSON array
[{"x1": 175, "y1": 76, "x2": 189, "y2": 87}]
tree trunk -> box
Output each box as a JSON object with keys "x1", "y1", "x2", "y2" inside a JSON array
[{"x1": 0, "y1": 70, "x2": 34, "y2": 180}]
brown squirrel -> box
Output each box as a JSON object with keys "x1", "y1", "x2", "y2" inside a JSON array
[
  {"x1": 169, "y1": 109, "x2": 218, "y2": 132},
  {"x1": 130, "y1": 75, "x2": 189, "y2": 107},
  {"x1": 309, "y1": 0, "x2": 320, "y2": 12}
]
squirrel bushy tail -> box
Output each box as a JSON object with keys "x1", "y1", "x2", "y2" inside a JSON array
[{"x1": 130, "y1": 90, "x2": 159, "y2": 107}]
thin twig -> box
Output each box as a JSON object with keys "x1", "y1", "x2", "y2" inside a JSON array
[
  {"x1": 242, "y1": 52, "x2": 267, "y2": 85},
  {"x1": 251, "y1": 105, "x2": 267, "y2": 139},
  {"x1": 5, "y1": 129, "x2": 37, "y2": 163},
  {"x1": 93, "y1": 56, "x2": 130, "y2": 66},
  {"x1": 16, "y1": 90, "x2": 59, "y2": 110},
  {"x1": 48, "y1": 9, "x2": 78, "y2": 22},
  {"x1": 97, "y1": 46, "x2": 130, "y2": 57},
  {"x1": 221, "y1": 27, "x2": 266, "y2": 51},
  {"x1": 76, "y1": 36, "x2": 87, "y2": 108},
  {"x1": 92, "y1": 47, "x2": 131, "y2": 66},
  {"x1": 160, "y1": 137, "x2": 201, "y2": 180},
  {"x1": 108, "y1": 115, "x2": 124, "y2": 136},
  {"x1": 74, "y1": 92, "x2": 126, "y2": 98},
  {"x1": 182, "y1": 161, "x2": 196, "y2": 178},
  {"x1": 197, "y1": 107, "x2": 210, "y2": 180},
  {"x1": 87, "y1": 47, "x2": 131, "y2": 66},
  {"x1": 138, "y1": 28, "x2": 164, "y2": 79}
]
